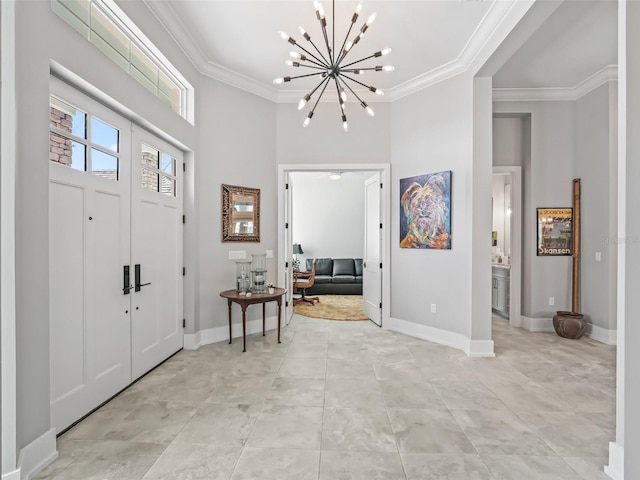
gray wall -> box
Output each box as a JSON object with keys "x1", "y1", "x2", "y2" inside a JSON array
[
  {"x1": 494, "y1": 101, "x2": 576, "y2": 318},
  {"x1": 390, "y1": 73, "x2": 481, "y2": 337},
  {"x1": 625, "y1": 2, "x2": 639, "y2": 475},
  {"x1": 574, "y1": 82, "x2": 618, "y2": 332},
  {"x1": 196, "y1": 79, "x2": 277, "y2": 331},
  {"x1": 493, "y1": 84, "x2": 617, "y2": 332},
  {"x1": 290, "y1": 172, "x2": 366, "y2": 264}
]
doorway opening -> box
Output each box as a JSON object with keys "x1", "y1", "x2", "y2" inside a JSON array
[
  {"x1": 492, "y1": 167, "x2": 522, "y2": 329},
  {"x1": 277, "y1": 164, "x2": 391, "y2": 328}
]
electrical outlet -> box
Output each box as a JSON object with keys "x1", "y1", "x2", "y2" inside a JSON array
[
  {"x1": 430, "y1": 304, "x2": 437, "y2": 313},
  {"x1": 228, "y1": 250, "x2": 246, "y2": 260},
  {"x1": 549, "y1": 297, "x2": 555, "y2": 306}
]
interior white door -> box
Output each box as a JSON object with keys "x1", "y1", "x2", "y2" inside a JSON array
[
  {"x1": 49, "y1": 81, "x2": 132, "y2": 432},
  {"x1": 284, "y1": 173, "x2": 294, "y2": 323},
  {"x1": 130, "y1": 128, "x2": 183, "y2": 380},
  {"x1": 363, "y1": 173, "x2": 382, "y2": 326}
]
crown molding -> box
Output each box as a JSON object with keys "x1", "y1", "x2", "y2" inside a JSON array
[
  {"x1": 144, "y1": 0, "x2": 280, "y2": 102},
  {"x1": 493, "y1": 65, "x2": 618, "y2": 102},
  {"x1": 146, "y1": 1, "x2": 616, "y2": 105}
]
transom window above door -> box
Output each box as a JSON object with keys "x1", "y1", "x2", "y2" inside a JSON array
[
  {"x1": 140, "y1": 143, "x2": 177, "y2": 196},
  {"x1": 49, "y1": 95, "x2": 121, "y2": 181}
]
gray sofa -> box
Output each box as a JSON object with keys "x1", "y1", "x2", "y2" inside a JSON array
[{"x1": 304, "y1": 258, "x2": 363, "y2": 295}]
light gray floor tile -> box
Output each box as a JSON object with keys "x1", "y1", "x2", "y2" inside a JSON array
[
  {"x1": 517, "y1": 411, "x2": 612, "y2": 457},
  {"x1": 103, "y1": 402, "x2": 198, "y2": 443},
  {"x1": 452, "y1": 408, "x2": 554, "y2": 455},
  {"x1": 562, "y1": 456, "x2": 611, "y2": 480},
  {"x1": 277, "y1": 356, "x2": 327, "y2": 378},
  {"x1": 231, "y1": 447, "x2": 320, "y2": 480},
  {"x1": 380, "y1": 378, "x2": 448, "y2": 410},
  {"x1": 325, "y1": 376, "x2": 384, "y2": 409},
  {"x1": 266, "y1": 377, "x2": 326, "y2": 406},
  {"x1": 482, "y1": 454, "x2": 583, "y2": 480},
  {"x1": 328, "y1": 343, "x2": 371, "y2": 361},
  {"x1": 246, "y1": 404, "x2": 323, "y2": 449},
  {"x1": 319, "y1": 450, "x2": 406, "y2": 480},
  {"x1": 326, "y1": 357, "x2": 377, "y2": 379},
  {"x1": 322, "y1": 407, "x2": 397, "y2": 452},
  {"x1": 401, "y1": 453, "x2": 494, "y2": 480},
  {"x1": 433, "y1": 381, "x2": 506, "y2": 410},
  {"x1": 38, "y1": 440, "x2": 166, "y2": 480},
  {"x1": 286, "y1": 343, "x2": 329, "y2": 358},
  {"x1": 387, "y1": 408, "x2": 476, "y2": 454},
  {"x1": 142, "y1": 443, "x2": 241, "y2": 480},
  {"x1": 205, "y1": 374, "x2": 274, "y2": 405},
  {"x1": 173, "y1": 403, "x2": 261, "y2": 446}
]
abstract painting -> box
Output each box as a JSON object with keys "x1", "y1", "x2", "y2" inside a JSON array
[{"x1": 400, "y1": 170, "x2": 452, "y2": 249}]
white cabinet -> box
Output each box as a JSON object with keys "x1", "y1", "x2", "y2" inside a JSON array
[{"x1": 492, "y1": 266, "x2": 510, "y2": 317}]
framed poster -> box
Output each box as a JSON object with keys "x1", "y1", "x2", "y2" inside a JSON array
[
  {"x1": 537, "y1": 208, "x2": 572, "y2": 256},
  {"x1": 400, "y1": 170, "x2": 452, "y2": 249}
]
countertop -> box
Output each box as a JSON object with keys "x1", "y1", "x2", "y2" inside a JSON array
[{"x1": 491, "y1": 263, "x2": 511, "y2": 270}]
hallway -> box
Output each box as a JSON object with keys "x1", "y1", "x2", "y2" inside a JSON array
[{"x1": 36, "y1": 316, "x2": 615, "y2": 479}]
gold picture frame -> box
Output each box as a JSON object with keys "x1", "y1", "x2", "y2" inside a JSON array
[{"x1": 222, "y1": 184, "x2": 260, "y2": 242}]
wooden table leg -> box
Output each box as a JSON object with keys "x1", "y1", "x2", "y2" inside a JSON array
[
  {"x1": 277, "y1": 297, "x2": 282, "y2": 344},
  {"x1": 241, "y1": 305, "x2": 247, "y2": 352},
  {"x1": 227, "y1": 299, "x2": 233, "y2": 344},
  {"x1": 262, "y1": 303, "x2": 266, "y2": 336}
]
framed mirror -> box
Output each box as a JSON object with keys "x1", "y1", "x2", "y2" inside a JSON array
[{"x1": 222, "y1": 184, "x2": 260, "y2": 242}]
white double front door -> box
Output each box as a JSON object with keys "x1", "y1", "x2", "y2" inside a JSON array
[{"x1": 49, "y1": 79, "x2": 183, "y2": 433}]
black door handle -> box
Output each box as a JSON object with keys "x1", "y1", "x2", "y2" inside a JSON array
[
  {"x1": 123, "y1": 265, "x2": 132, "y2": 294},
  {"x1": 134, "y1": 264, "x2": 151, "y2": 292}
]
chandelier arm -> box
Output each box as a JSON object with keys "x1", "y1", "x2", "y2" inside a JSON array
[
  {"x1": 338, "y1": 76, "x2": 365, "y2": 105},
  {"x1": 309, "y1": 76, "x2": 332, "y2": 115},
  {"x1": 317, "y1": 11, "x2": 332, "y2": 63},
  {"x1": 341, "y1": 54, "x2": 377, "y2": 69},
  {"x1": 333, "y1": 76, "x2": 345, "y2": 111},
  {"x1": 332, "y1": 0, "x2": 335, "y2": 65},
  {"x1": 295, "y1": 64, "x2": 328, "y2": 71},
  {"x1": 294, "y1": 44, "x2": 330, "y2": 68},
  {"x1": 302, "y1": 38, "x2": 331, "y2": 66},
  {"x1": 340, "y1": 73, "x2": 378, "y2": 91},
  {"x1": 335, "y1": 21, "x2": 356, "y2": 64},
  {"x1": 287, "y1": 72, "x2": 328, "y2": 81},
  {"x1": 308, "y1": 75, "x2": 332, "y2": 99},
  {"x1": 337, "y1": 18, "x2": 370, "y2": 64}
]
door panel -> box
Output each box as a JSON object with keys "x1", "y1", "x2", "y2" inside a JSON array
[
  {"x1": 363, "y1": 173, "x2": 382, "y2": 326},
  {"x1": 50, "y1": 166, "x2": 131, "y2": 432},
  {"x1": 284, "y1": 173, "x2": 294, "y2": 322},
  {"x1": 131, "y1": 129, "x2": 183, "y2": 380}
]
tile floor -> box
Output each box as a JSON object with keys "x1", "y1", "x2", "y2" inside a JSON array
[{"x1": 36, "y1": 314, "x2": 616, "y2": 480}]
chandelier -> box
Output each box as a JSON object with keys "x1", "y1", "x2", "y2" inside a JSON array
[{"x1": 274, "y1": 0, "x2": 393, "y2": 132}]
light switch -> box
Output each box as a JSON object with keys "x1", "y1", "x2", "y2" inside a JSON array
[
  {"x1": 266, "y1": 250, "x2": 273, "y2": 259},
  {"x1": 595, "y1": 251, "x2": 602, "y2": 262},
  {"x1": 228, "y1": 250, "x2": 246, "y2": 260}
]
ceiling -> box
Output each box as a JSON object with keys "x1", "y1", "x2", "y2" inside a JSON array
[{"x1": 145, "y1": 0, "x2": 617, "y2": 102}]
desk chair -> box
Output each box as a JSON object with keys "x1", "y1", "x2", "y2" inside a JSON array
[{"x1": 293, "y1": 261, "x2": 320, "y2": 306}]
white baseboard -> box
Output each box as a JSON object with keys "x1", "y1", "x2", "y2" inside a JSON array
[
  {"x1": 387, "y1": 317, "x2": 494, "y2": 357},
  {"x1": 1, "y1": 470, "x2": 20, "y2": 480},
  {"x1": 604, "y1": 441, "x2": 624, "y2": 480},
  {"x1": 521, "y1": 315, "x2": 554, "y2": 332},
  {"x1": 467, "y1": 340, "x2": 496, "y2": 357},
  {"x1": 17, "y1": 428, "x2": 57, "y2": 480},
  {"x1": 587, "y1": 324, "x2": 617, "y2": 345},
  {"x1": 184, "y1": 315, "x2": 280, "y2": 350}
]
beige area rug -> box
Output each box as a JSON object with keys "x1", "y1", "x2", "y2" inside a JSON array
[{"x1": 293, "y1": 295, "x2": 370, "y2": 321}]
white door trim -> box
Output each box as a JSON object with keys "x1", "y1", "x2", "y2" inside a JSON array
[{"x1": 277, "y1": 163, "x2": 391, "y2": 327}]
